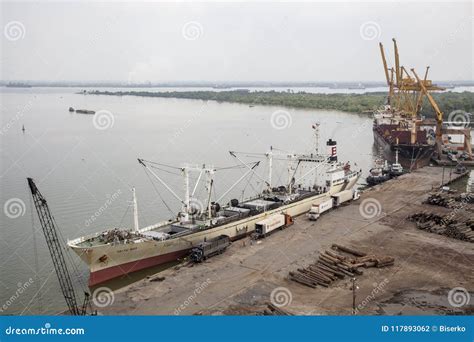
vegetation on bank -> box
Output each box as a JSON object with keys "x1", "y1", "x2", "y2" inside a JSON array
[{"x1": 88, "y1": 90, "x2": 474, "y2": 117}]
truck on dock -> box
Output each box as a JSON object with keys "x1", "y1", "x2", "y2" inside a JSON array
[
  {"x1": 254, "y1": 213, "x2": 294, "y2": 238},
  {"x1": 307, "y1": 189, "x2": 360, "y2": 221},
  {"x1": 332, "y1": 189, "x2": 359, "y2": 207},
  {"x1": 306, "y1": 197, "x2": 333, "y2": 221},
  {"x1": 189, "y1": 235, "x2": 230, "y2": 262}
]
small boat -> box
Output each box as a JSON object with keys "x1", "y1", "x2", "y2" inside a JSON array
[
  {"x1": 75, "y1": 109, "x2": 95, "y2": 114},
  {"x1": 366, "y1": 165, "x2": 390, "y2": 185},
  {"x1": 386, "y1": 150, "x2": 405, "y2": 178},
  {"x1": 366, "y1": 150, "x2": 405, "y2": 186},
  {"x1": 69, "y1": 107, "x2": 75, "y2": 112}
]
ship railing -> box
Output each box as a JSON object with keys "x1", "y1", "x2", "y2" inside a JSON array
[
  {"x1": 67, "y1": 232, "x2": 102, "y2": 246},
  {"x1": 68, "y1": 227, "x2": 142, "y2": 246},
  {"x1": 139, "y1": 220, "x2": 177, "y2": 233}
]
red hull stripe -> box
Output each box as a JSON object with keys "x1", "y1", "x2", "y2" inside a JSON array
[
  {"x1": 88, "y1": 232, "x2": 249, "y2": 286},
  {"x1": 89, "y1": 249, "x2": 189, "y2": 286}
]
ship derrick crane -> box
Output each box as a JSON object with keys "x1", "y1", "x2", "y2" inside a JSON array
[
  {"x1": 27, "y1": 178, "x2": 92, "y2": 315},
  {"x1": 377, "y1": 38, "x2": 472, "y2": 159},
  {"x1": 379, "y1": 39, "x2": 444, "y2": 117},
  {"x1": 138, "y1": 158, "x2": 260, "y2": 221}
]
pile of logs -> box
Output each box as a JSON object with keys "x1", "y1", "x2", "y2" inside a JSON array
[
  {"x1": 407, "y1": 212, "x2": 474, "y2": 242},
  {"x1": 425, "y1": 192, "x2": 474, "y2": 207},
  {"x1": 263, "y1": 303, "x2": 293, "y2": 316},
  {"x1": 288, "y1": 244, "x2": 394, "y2": 289},
  {"x1": 424, "y1": 193, "x2": 456, "y2": 208}
]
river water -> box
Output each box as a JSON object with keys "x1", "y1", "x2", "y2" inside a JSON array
[{"x1": 0, "y1": 86, "x2": 468, "y2": 315}]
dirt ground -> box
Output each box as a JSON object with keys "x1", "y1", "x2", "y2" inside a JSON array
[{"x1": 106, "y1": 166, "x2": 474, "y2": 315}]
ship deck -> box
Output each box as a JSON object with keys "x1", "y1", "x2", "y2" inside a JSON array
[{"x1": 73, "y1": 189, "x2": 322, "y2": 248}]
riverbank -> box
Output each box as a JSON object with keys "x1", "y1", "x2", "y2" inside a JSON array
[
  {"x1": 106, "y1": 166, "x2": 473, "y2": 315},
  {"x1": 87, "y1": 90, "x2": 474, "y2": 116}
]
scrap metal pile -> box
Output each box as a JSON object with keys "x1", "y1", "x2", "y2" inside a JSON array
[
  {"x1": 288, "y1": 244, "x2": 394, "y2": 289},
  {"x1": 407, "y1": 212, "x2": 474, "y2": 242},
  {"x1": 98, "y1": 228, "x2": 141, "y2": 244}
]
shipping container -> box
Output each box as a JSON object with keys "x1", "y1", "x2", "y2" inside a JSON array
[
  {"x1": 254, "y1": 213, "x2": 293, "y2": 237},
  {"x1": 306, "y1": 197, "x2": 333, "y2": 221},
  {"x1": 332, "y1": 190, "x2": 354, "y2": 206}
]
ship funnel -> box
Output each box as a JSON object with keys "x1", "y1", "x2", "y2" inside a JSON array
[{"x1": 326, "y1": 139, "x2": 337, "y2": 162}]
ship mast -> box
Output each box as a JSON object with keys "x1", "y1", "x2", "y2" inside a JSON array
[
  {"x1": 183, "y1": 166, "x2": 190, "y2": 221},
  {"x1": 266, "y1": 147, "x2": 273, "y2": 192},
  {"x1": 206, "y1": 167, "x2": 214, "y2": 219},
  {"x1": 313, "y1": 122, "x2": 320, "y2": 155},
  {"x1": 132, "y1": 187, "x2": 139, "y2": 232}
]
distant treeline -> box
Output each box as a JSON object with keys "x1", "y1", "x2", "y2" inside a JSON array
[{"x1": 88, "y1": 90, "x2": 474, "y2": 117}]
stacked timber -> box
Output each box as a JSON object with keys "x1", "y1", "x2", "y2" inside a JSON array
[
  {"x1": 424, "y1": 193, "x2": 456, "y2": 208},
  {"x1": 407, "y1": 212, "x2": 474, "y2": 242},
  {"x1": 288, "y1": 245, "x2": 394, "y2": 288}
]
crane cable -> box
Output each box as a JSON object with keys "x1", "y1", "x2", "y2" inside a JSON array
[{"x1": 142, "y1": 166, "x2": 176, "y2": 218}]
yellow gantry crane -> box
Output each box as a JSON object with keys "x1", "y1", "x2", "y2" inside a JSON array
[
  {"x1": 378, "y1": 39, "x2": 472, "y2": 160},
  {"x1": 379, "y1": 39, "x2": 444, "y2": 117}
]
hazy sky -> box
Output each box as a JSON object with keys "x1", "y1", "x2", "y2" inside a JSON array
[{"x1": 1, "y1": 1, "x2": 472, "y2": 82}]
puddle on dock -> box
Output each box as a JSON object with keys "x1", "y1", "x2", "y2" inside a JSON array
[{"x1": 377, "y1": 289, "x2": 474, "y2": 315}]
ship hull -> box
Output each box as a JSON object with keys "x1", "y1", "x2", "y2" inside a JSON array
[
  {"x1": 373, "y1": 128, "x2": 434, "y2": 165},
  {"x1": 89, "y1": 249, "x2": 189, "y2": 286},
  {"x1": 70, "y1": 177, "x2": 359, "y2": 286}
]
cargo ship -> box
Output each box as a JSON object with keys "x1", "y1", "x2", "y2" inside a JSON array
[
  {"x1": 375, "y1": 39, "x2": 444, "y2": 162},
  {"x1": 68, "y1": 126, "x2": 361, "y2": 286}
]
